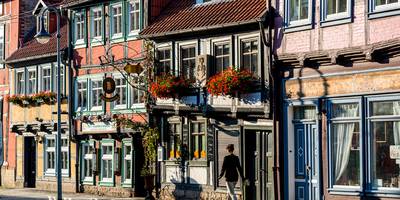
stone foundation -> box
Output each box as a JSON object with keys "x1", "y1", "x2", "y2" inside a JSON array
[
  {"x1": 81, "y1": 185, "x2": 135, "y2": 198},
  {"x1": 159, "y1": 184, "x2": 242, "y2": 200},
  {"x1": 1, "y1": 167, "x2": 17, "y2": 188}
]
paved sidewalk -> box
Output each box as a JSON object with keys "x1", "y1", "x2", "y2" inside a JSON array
[{"x1": 0, "y1": 188, "x2": 146, "y2": 200}]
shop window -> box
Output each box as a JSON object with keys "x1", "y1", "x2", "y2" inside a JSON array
[
  {"x1": 81, "y1": 140, "x2": 95, "y2": 185},
  {"x1": 214, "y1": 42, "x2": 230, "y2": 74},
  {"x1": 41, "y1": 66, "x2": 51, "y2": 92},
  {"x1": 44, "y1": 135, "x2": 69, "y2": 176},
  {"x1": 110, "y1": 2, "x2": 123, "y2": 39},
  {"x1": 168, "y1": 123, "x2": 181, "y2": 160},
  {"x1": 180, "y1": 45, "x2": 196, "y2": 81},
  {"x1": 240, "y1": 39, "x2": 259, "y2": 77},
  {"x1": 15, "y1": 70, "x2": 25, "y2": 95},
  {"x1": 156, "y1": 48, "x2": 171, "y2": 76},
  {"x1": 122, "y1": 139, "x2": 133, "y2": 187},
  {"x1": 100, "y1": 139, "x2": 114, "y2": 186},
  {"x1": 128, "y1": 0, "x2": 140, "y2": 35},
  {"x1": 27, "y1": 69, "x2": 37, "y2": 95},
  {"x1": 369, "y1": 100, "x2": 400, "y2": 189},
  {"x1": 190, "y1": 121, "x2": 206, "y2": 160},
  {"x1": 329, "y1": 102, "x2": 361, "y2": 188},
  {"x1": 90, "y1": 6, "x2": 103, "y2": 45}
]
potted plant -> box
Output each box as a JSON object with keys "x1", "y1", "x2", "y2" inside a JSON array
[
  {"x1": 149, "y1": 74, "x2": 192, "y2": 99},
  {"x1": 140, "y1": 127, "x2": 159, "y2": 200},
  {"x1": 207, "y1": 67, "x2": 257, "y2": 97}
]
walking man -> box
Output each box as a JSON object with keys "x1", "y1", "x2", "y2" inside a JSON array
[{"x1": 218, "y1": 144, "x2": 244, "y2": 200}]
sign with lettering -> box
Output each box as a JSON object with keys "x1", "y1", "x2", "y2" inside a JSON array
[
  {"x1": 81, "y1": 121, "x2": 116, "y2": 134},
  {"x1": 390, "y1": 145, "x2": 400, "y2": 159},
  {"x1": 207, "y1": 125, "x2": 214, "y2": 161},
  {"x1": 100, "y1": 77, "x2": 119, "y2": 102}
]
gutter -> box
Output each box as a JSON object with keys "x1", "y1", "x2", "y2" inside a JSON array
[
  {"x1": 5, "y1": 52, "x2": 61, "y2": 65},
  {"x1": 140, "y1": 19, "x2": 262, "y2": 39}
]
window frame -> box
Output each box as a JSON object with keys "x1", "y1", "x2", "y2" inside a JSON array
[
  {"x1": 90, "y1": 5, "x2": 105, "y2": 46},
  {"x1": 44, "y1": 134, "x2": 70, "y2": 177},
  {"x1": 327, "y1": 98, "x2": 363, "y2": 192},
  {"x1": 178, "y1": 42, "x2": 197, "y2": 81},
  {"x1": 75, "y1": 77, "x2": 88, "y2": 112},
  {"x1": 15, "y1": 68, "x2": 25, "y2": 95},
  {"x1": 110, "y1": 2, "x2": 124, "y2": 42},
  {"x1": 212, "y1": 39, "x2": 232, "y2": 75},
  {"x1": 321, "y1": 0, "x2": 353, "y2": 27},
  {"x1": 113, "y1": 74, "x2": 128, "y2": 110},
  {"x1": 126, "y1": 0, "x2": 141, "y2": 38},
  {"x1": 73, "y1": 9, "x2": 86, "y2": 48},
  {"x1": 26, "y1": 66, "x2": 37, "y2": 95},
  {"x1": 39, "y1": 64, "x2": 52, "y2": 92},
  {"x1": 238, "y1": 35, "x2": 261, "y2": 78},
  {"x1": 81, "y1": 140, "x2": 96, "y2": 185},
  {"x1": 167, "y1": 121, "x2": 182, "y2": 160},
  {"x1": 366, "y1": 95, "x2": 400, "y2": 194},
  {"x1": 368, "y1": 0, "x2": 400, "y2": 19},
  {"x1": 99, "y1": 139, "x2": 115, "y2": 186},
  {"x1": 89, "y1": 77, "x2": 104, "y2": 112},
  {"x1": 121, "y1": 138, "x2": 134, "y2": 187},
  {"x1": 52, "y1": 63, "x2": 65, "y2": 95},
  {"x1": 0, "y1": 24, "x2": 5, "y2": 68},
  {"x1": 189, "y1": 120, "x2": 207, "y2": 161},
  {"x1": 284, "y1": 0, "x2": 314, "y2": 32},
  {"x1": 156, "y1": 47, "x2": 172, "y2": 76},
  {"x1": 130, "y1": 82, "x2": 145, "y2": 109}
]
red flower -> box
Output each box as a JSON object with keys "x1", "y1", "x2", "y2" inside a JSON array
[{"x1": 150, "y1": 74, "x2": 192, "y2": 99}]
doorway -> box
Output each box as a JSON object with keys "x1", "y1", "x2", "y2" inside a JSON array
[
  {"x1": 243, "y1": 129, "x2": 274, "y2": 200},
  {"x1": 24, "y1": 137, "x2": 36, "y2": 188}
]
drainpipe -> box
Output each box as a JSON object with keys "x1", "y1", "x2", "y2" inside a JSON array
[{"x1": 259, "y1": 0, "x2": 280, "y2": 199}]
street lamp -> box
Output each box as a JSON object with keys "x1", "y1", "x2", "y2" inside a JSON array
[{"x1": 35, "y1": 6, "x2": 63, "y2": 200}]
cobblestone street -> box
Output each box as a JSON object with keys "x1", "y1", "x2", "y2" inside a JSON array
[{"x1": 0, "y1": 188, "x2": 145, "y2": 200}]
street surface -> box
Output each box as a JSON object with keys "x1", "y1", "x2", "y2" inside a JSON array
[{"x1": 0, "y1": 188, "x2": 145, "y2": 200}]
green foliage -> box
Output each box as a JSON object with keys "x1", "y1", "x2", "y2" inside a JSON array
[{"x1": 140, "y1": 127, "x2": 159, "y2": 176}]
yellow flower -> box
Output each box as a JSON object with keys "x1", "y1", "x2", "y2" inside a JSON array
[
  {"x1": 170, "y1": 150, "x2": 175, "y2": 158},
  {"x1": 194, "y1": 150, "x2": 199, "y2": 158},
  {"x1": 176, "y1": 151, "x2": 181, "y2": 158}
]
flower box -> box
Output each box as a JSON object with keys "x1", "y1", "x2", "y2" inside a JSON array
[{"x1": 150, "y1": 75, "x2": 192, "y2": 99}]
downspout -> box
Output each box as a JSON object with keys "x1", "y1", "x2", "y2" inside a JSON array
[{"x1": 259, "y1": 0, "x2": 280, "y2": 199}]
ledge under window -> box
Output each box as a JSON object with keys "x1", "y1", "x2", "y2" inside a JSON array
[
  {"x1": 321, "y1": 13, "x2": 352, "y2": 27},
  {"x1": 74, "y1": 39, "x2": 86, "y2": 49},
  {"x1": 284, "y1": 21, "x2": 313, "y2": 33},
  {"x1": 368, "y1": 7, "x2": 400, "y2": 19},
  {"x1": 99, "y1": 180, "x2": 114, "y2": 187}
]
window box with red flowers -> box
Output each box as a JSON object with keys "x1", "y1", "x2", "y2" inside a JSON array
[
  {"x1": 150, "y1": 75, "x2": 192, "y2": 99},
  {"x1": 206, "y1": 67, "x2": 258, "y2": 97},
  {"x1": 7, "y1": 91, "x2": 57, "y2": 107}
]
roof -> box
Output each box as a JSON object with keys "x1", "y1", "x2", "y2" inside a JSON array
[
  {"x1": 6, "y1": 23, "x2": 68, "y2": 64},
  {"x1": 140, "y1": 0, "x2": 267, "y2": 38}
]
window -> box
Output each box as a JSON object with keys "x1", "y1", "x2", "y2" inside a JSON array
[
  {"x1": 285, "y1": 0, "x2": 312, "y2": 28},
  {"x1": 77, "y1": 80, "x2": 87, "y2": 110},
  {"x1": 81, "y1": 141, "x2": 95, "y2": 184},
  {"x1": 241, "y1": 39, "x2": 259, "y2": 77},
  {"x1": 128, "y1": 0, "x2": 140, "y2": 34},
  {"x1": 180, "y1": 46, "x2": 196, "y2": 80},
  {"x1": 157, "y1": 48, "x2": 171, "y2": 75},
  {"x1": 16, "y1": 71, "x2": 24, "y2": 95},
  {"x1": 100, "y1": 140, "x2": 114, "y2": 186},
  {"x1": 0, "y1": 24, "x2": 5, "y2": 66},
  {"x1": 91, "y1": 6, "x2": 103, "y2": 43},
  {"x1": 91, "y1": 79, "x2": 103, "y2": 110},
  {"x1": 369, "y1": 0, "x2": 400, "y2": 18},
  {"x1": 114, "y1": 77, "x2": 127, "y2": 108},
  {"x1": 191, "y1": 121, "x2": 206, "y2": 160},
  {"x1": 45, "y1": 135, "x2": 69, "y2": 176},
  {"x1": 214, "y1": 43, "x2": 230, "y2": 74},
  {"x1": 369, "y1": 100, "x2": 400, "y2": 189},
  {"x1": 54, "y1": 65, "x2": 64, "y2": 95},
  {"x1": 110, "y1": 3, "x2": 123, "y2": 38},
  {"x1": 168, "y1": 123, "x2": 181, "y2": 160},
  {"x1": 74, "y1": 11, "x2": 85, "y2": 45},
  {"x1": 131, "y1": 85, "x2": 145, "y2": 105},
  {"x1": 41, "y1": 66, "x2": 51, "y2": 92},
  {"x1": 27, "y1": 69, "x2": 37, "y2": 95},
  {"x1": 321, "y1": 0, "x2": 351, "y2": 25},
  {"x1": 122, "y1": 139, "x2": 133, "y2": 187},
  {"x1": 329, "y1": 102, "x2": 361, "y2": 187}
]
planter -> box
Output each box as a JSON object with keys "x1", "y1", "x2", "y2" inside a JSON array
[{"x1": 150, "y1": 75, "x2": 192, "y2": 99}]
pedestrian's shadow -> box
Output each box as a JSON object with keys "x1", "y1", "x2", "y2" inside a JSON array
[{"x1": 161, "y1": 177, "x2": 203, "y2": 200}]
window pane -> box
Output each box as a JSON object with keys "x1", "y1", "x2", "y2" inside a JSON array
[
  {"x1": 16, "y1": 72, "x2": 24, "y2": 94},
  {"x1": 332, "y1": 122, "x2": 360, "y2": 186},
  {"x1": 372, "y1": 101, "x2": 400, "y2": 116},
  {"x1": 371, "y1": 121, "x2": 400, "y2": 188},
  {"x1": 181, "y1": 46, "x2": 196, "y2": 80},
  {"x1": 293, "y1": 106, "x2": 316, "y2": 120},
  {"x1": 332, "y1": 103, "x2": 359, "y2": 118}
]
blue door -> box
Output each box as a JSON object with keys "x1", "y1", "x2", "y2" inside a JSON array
[{"x1": 294, "y1": 123, "x2": 319, "y2": 200}]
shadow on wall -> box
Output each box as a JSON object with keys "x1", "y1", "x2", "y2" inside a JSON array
[{"x1": 160, "y1": 178, "x2": 204, "y2": 200}]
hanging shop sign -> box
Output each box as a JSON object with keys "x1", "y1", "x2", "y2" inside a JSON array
[{"x1": 100, "y1": 77, "x2": 120, "y2": 102}]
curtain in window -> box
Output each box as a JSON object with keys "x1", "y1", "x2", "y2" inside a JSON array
[
  {"x1": 333, "y1": 104, "x2": 358, "y2": 182},
  {"x1": 393, "y1": 101, "x2": 400, "y2": 145}
]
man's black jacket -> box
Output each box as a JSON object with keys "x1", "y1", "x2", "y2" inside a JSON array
[{"x1": 219, "y1": 154, "x2": 244, "y2": 182}]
